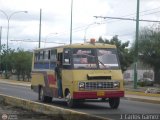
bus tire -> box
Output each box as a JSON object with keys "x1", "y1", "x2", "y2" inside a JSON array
[
  {"x1": 47, "y1": 96, "x2": 52, "y2": 103},
  {"x1": 38, "y1": 86, "x2": 41, "y2": 100},
  {"x1": 39, "y1": 87, "x2": 48, "y2": 102},
  {"x1": 109, "y1": 97, "x2": 120, "y2": 109},
  {"x1": 65, "y1": 90, "x2": 74, "y2": 108}
]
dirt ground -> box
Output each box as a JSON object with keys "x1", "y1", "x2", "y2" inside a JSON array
[{"x1": 0, "y1": 103, "x2": 61, "y2": 120}]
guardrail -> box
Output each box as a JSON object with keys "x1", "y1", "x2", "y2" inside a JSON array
[{"x1": 0, "y1": 94, "x2": 108, "y2": 120}]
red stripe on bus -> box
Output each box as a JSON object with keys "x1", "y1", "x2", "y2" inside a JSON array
[
  {"x1": 73, "y1": 91, "x2": 124, "y2": 99},
  {"x1": 48, "y1": 75, "x2": 56, "y2": 85}
]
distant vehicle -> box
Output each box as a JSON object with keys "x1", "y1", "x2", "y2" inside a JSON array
[
  {"x1": 145, "y1": 88, "x2": 160, "y2": 94},
  {"x1": 137, "y1": 78, "x2": 154, "y2": 86}
]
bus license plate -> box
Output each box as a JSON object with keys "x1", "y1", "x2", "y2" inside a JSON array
[{"x1": 97, "y1": 91, "x2": 105, "y2": 96}]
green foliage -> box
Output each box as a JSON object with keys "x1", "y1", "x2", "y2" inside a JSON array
[
  {"x1": 0, "y1": 45, "x2": 32, "y2": 81},
  {"x1": 0, "y1": 45, "x2": 15, "y2": 78},
  {"x1": 132, "y1": 25, "x2": 160, "y2": 83},
  {"x1": 137, "y1": 81, "x2": 153, "y2": 87},
  {"x1": 137, "y1": 81, "x2": 145, "y2": 87},
  {"x1": 98, "y1": 35, "x2": 134, "y2": 72},
  {"x1": 138, "y1": 26, "x2": 160, "y2": 67},
  {"x1": 12, "y1": 49, "x2": 32, "y2": 81}
]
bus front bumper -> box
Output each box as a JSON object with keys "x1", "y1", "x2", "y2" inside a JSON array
[{"x1": 73, "y1": 91, "x2": 124, "y2": 99}]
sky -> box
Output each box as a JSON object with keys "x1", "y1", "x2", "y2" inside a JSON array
[{"x1": 0, "y1": 0, "x2": 160, "y2": 50}]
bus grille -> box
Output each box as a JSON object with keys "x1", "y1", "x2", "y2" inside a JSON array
[{"x1": 85, "y1": 82, "x2": 114, "y2": 90}]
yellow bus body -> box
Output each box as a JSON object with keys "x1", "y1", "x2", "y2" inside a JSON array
[{"x1": 31, "y1": 42, "x2": 124, "y2": 108}]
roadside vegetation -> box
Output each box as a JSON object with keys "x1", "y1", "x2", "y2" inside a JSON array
[
  {"x1": 0, "y1": 45, "x2": 32, "y2": 81},
  {"x1": 136, "y1": 25, "x2": 160, "y2": 84}
]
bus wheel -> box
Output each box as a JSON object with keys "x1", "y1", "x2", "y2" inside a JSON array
[
  {"x1": 39, "y1": 87, "x2": 48, "y2": 102},
  {"x1": 109, "y1": 97, "x2": 120, "y2": 109},
  {"x1": 65, "y1": 91, "x2": 74, "y2": 108},
  {"x1": 46, "y1": 96, "x2": 52, "y2": 103}
]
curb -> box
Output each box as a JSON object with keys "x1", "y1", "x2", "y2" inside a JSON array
[
  {"x1": 0, "y1": 80, "x2": 31, "y2": 87},
  {"x1": 125, "y1": 91, "x2": 160, "y2": 97},
  {"x1": 124, "y1": 96, "x2": 160, "y2": 104},
  {"x1": 0, "y1": 94, "x2": 109, "y2": 120}
]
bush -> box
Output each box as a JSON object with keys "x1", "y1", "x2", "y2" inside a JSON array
[
  {"x1": 137, "y1": 81, "x2": 145, "y2": 87},
  {"x1": 137, "y1": 81, "x2": 153, "y2": 87}
]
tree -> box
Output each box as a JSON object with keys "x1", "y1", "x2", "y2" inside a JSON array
[
  {"x1": 136, "y1": 25, "x2": 160, "y2": 84},
  {"x1": 0, "y1": 45, "x2": 32, "y2": 81},
  {"x1": 1, "y1": 45, "x2": 15, "y2": 78},
  {"x1": 13, "y1": 49, "x2": 32, "y2": 81},
  {"x1": 98, "y1": 35, "x2": 134, "y2": 72}
]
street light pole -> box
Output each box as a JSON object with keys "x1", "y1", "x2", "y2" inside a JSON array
[
  {"x1": 0, "y1": 26, "x2": 2, "y2": 71},
  {"x1": 70, "y1": 0, "x2": 73, "y2": 44},
  {"x1": 134, "y1": 0, "x2": 140, "y2": 89},
  {"x1": 0, "y1": 10, "x2": 27, "y2": 78},
  {"x1": 0, "y1": 10, "x2": 27, "y2": 51},
  {"x1": 39, "y1": 9, "x2": 42, "y2": 48}
]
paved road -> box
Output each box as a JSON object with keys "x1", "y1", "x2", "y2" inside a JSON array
[{"x1": 0, "y1": 83, "x2": 160, "y2": 120}]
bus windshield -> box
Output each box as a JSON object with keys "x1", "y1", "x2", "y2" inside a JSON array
[
  {"x1": 72, "y1": 48, "x2": 120, "y2": 69},
  {"x1": 73, "y1": 48, "x2": 97, "y2": 69},
  {"x1": 97, "y1": 49, "x2": 119, "y2": 69}
]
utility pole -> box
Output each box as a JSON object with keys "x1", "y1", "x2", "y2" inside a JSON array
[
  {"x1": 0, "y1": 26, "x2": 2, "y2": 49},
  {"x1": 39, "y1": 9, "x2": 42, "y2": 48},
  {"x1": 70, "y1": 0, "x2": 73, "y2": 44},
  {"x1": 0, "y1": 26, "x2": 2, "y2": 71},
  {"x1": 134, "y1": 0, "x2": 140, "y2": 89}
]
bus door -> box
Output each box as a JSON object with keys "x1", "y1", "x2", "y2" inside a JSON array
[{"x1": 56, "y1": 52, "x2": 63, "y2": 97}]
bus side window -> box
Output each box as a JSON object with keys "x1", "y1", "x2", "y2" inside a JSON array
[
  {"x1": 63, "y1": 49, "x2": 71, "y2": 69},
  {"x1": 57, "y1": 53, "x2": 63, "y2": 67},
  {"x1": 40, "y1": 51, "x2": 43, "y2": 60},
  {"x1": 34, "y1": 52, "x2": 39, "y2": 69},
  {"x1": 50, "y1": 49, "x2": 57, "y2": 69},
  {"x1": 48, "y1": 50, "x2": 51, "y2": 59}
]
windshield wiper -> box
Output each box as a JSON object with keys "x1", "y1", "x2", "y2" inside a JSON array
[{"x1": 98, "y1": 60, "x2": 106, "y2": 68}]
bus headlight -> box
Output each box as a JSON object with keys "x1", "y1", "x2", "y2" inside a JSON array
[
  {"x1": 113, "y1": 82, "x2": 120, "y2": 88},
  {"x1": 79, "y1": 82, "x2": 85, "y2": 88}
]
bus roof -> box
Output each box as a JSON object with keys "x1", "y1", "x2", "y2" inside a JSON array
[{"x1": 34, "y1": 42, "x2": 116, "y2": 51}]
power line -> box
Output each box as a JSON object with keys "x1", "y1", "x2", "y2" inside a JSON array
[
  {"x1": 121, "y1": 6, "x2": 160, "y2": 18},
  {"x1": 140, "y1": 10, "x2": 160, "y2": 16},
  {"x1": 10, "y1": 39, "x2": 66, "y2": 44},
  {"x1": 95, "y1": 7, "x2": 160, "y2": 24},
  {"x1": 94, "y1": 16, "x2": 160, "y2": 23},
  {"x1": 49, "y1": 7, "x2": 160, "y2": 37},
  {"x1": 70, "y1": 8, "x2": 160, "y2": 34},
  {"x1": 139, "y1": 6, "x2": 160, "y2": 14}
]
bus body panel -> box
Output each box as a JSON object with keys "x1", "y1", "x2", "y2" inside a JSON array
[
  {"x1": 31, "y1": 70, "x2": 59, "y2": 97},
  {"x1": 62, "y1": 69, "x2": 124, "y2": 99},
  {"x1": 31, "y1": 73, "x2": 45, "y2": 87},
  {"x1": 61, "y1": 70, "x2": 74, "y2": 97},
  {"x1": 31, "y1": 42, "x2": 125, "y2": 104}
]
